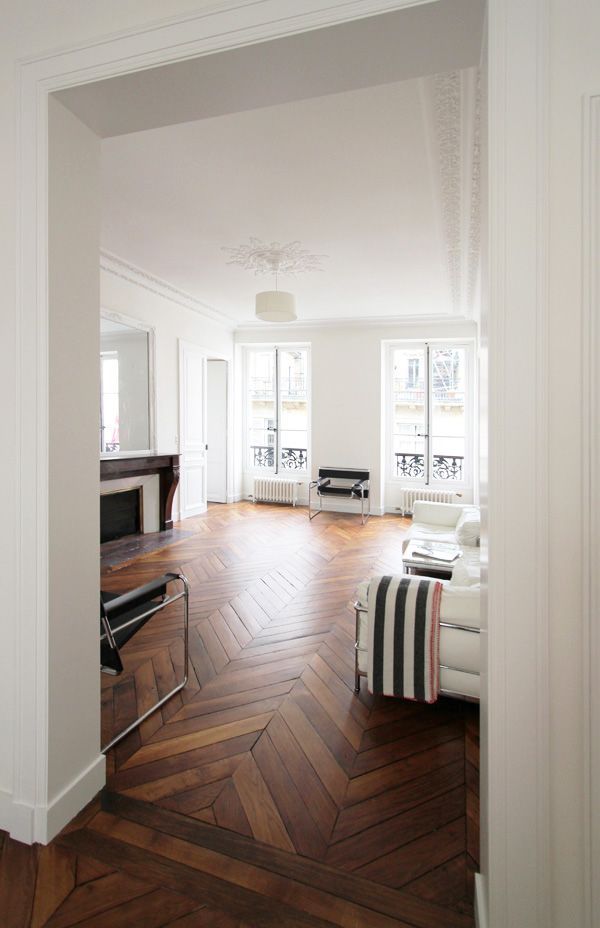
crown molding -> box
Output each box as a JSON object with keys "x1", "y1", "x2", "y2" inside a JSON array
[
  {"x1": 421, "y1": 67, "x2": 481, "y2": 319},
  {"x1": 100, "y1": 251, "x2": 235, "y2": 330},
  {"x1": 234, "y1": 312, "x2": 475, "y2": 333}
]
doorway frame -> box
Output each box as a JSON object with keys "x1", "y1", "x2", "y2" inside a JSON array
[{"x1": 13, "y1": 0, "x2": 559, "y2": 924}]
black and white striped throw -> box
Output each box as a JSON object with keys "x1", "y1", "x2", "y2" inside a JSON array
[{"x1": 367, "y1": 575, "x2": 442, "y2": 703}]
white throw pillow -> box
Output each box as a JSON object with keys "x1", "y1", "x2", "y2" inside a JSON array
[{"x1": 455, "y1": 507, "x2": 480, "y2": 547}]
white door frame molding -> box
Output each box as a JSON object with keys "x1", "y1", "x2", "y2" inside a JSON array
[
  {"x1": 582, "y1": 92, "x2": 600, "y2": 928},
  {"x1": 13, "y1": 5, "x2": 557, "y2": 924},
  {"x1": 485, "y1": 1, "x2": 551, "y2": 925},
  {"x1": 178, "y1": 339, "x2": 209, "y2": 519}
]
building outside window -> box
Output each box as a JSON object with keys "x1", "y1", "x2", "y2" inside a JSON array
[
  {"x1": 389, "y1": 341, "x2": 473, "y2": 486},
  {"x1": 245, "y1": 346, "x2": 310, "y2": 473},
  {"x1": 100, "y1": 352, "x2": 119, "y2": 452}
]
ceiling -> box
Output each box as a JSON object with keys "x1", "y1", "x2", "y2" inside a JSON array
[{"x1": 57, "y1": 0, "x2": 485, "y2": 326}]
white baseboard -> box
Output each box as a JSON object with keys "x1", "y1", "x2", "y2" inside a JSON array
[
  {"x1": 474, "y1": 873, "x2": 487, "y2": 928},
  {"x1": 0, "y1": 788, "x2": 35, "y2": 845},
  {"x1": 41, "y1": 752, "x2": 106, "y2": 844},
  {"x1": 0, "y1": 753, "x2": 106, "y2": 846}
]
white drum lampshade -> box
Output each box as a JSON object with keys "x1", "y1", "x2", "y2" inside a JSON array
[{"x1": 255, "y1": 290, "x2": 296, "y2": 323}]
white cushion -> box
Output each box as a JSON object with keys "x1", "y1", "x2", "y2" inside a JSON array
[
  {"x1": 449, "y1": 556, "x2": 480, "y2": 587},
  {"x1": 411, "y1": 501, "x2": 464, "y2": 527},
  {"x1": 455, "y1": 507, "x2": 481, "y2": 547}
]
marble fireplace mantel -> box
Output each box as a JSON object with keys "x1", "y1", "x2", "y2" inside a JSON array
[{"x1": 100, "y1": 453, "x2": 180, "y2": 531}]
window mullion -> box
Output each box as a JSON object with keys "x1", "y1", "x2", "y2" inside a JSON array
[
  {"x1": 425, "y1": 344, "x2": 431, "y2": 485},
  {"x1": 274, "y1": 347, "x2": 280, "y2": 475}
]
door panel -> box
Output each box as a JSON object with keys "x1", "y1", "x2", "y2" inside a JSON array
[
  {"x1": 207, "y1": 359, "x2": 228, "y2": 503},
  {"x1": 179, "y1": 343, "x2": 207, "y2": 518}
]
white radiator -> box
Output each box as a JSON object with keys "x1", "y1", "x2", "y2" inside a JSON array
[
  {"x1": 399, "y1": 487, "x2": 462, "y2": 516},
  {"x1": 253, "y1": 477, "x2": 299, "y2": 506}
]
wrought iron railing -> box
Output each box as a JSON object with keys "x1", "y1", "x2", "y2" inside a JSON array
[
  {"x1": 250, "y1": 376, "x2": 306, "y2": 398},
  {"x1": 392, "y1": 380, "x2": 464, "y2": 405},
  {"x1": 251, "y1": 445, "x2": 308, "y2": 470},
  {"x1": 395, "y1": 452, "x2": 464, "y2": 481}
]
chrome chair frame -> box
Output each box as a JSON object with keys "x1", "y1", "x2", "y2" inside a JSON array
[
  {"x1": 308, "y1": 467, "x2": 371, "y2": 524},
  {"x1": 100, "y1": 571, "x2": 190, "y2": 752}
]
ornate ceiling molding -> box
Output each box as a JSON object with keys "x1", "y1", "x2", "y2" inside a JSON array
[
  {"x1": 222, "y1": 238, "x2": 327, "y2": 277},
  {"x1": 422, "y1": 67, "x2": 481, "y2": 318},
  {"x1": 100, "y1": 251, "x2": 235, "y2": 329}
]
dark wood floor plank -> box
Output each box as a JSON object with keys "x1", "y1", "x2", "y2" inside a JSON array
[
  {"x1": 356, "y1": 818, "x2": 467, "y2": 888},
  {"x1": 332, "y1": 761, "x2": 465, "y2": 843},
  {"x1": 279, "y1": 697, "x2": 347, "y2": 805},
  {"x1": 266, "y1": 713, "x2": 338, "y2": 842},
  {"x1": 252, "y1": 731, "x2": 328, "y2": 860},
  {"x1": 31, "y1": 844, "x2": 77, "y2": 928},
  {"x1": 326, "y1": 787, "x2": 467, "y2": 872},
  {"x1": 44, "y1": 870, "x2": 153, "y2": 928},
  {"x1": 232, "y1": 754, "x2": 295, "y2": 852},
  {"x1": 344, "y1": 738, "x2": 464, "y2": 807},
  {"x1": 109, "y1": 732, "x2": 260, "y2": 792},
  {"x1": 0, "y1": 837, "x2": 38, "y2": 928},
  {"x1": 120, "y1": 712, "x2": 274, "y2": 769},
  {"x1": 214, "y1": 779, "x2": 253, "y2": 838},
  {"x1": 60, "y1": 823, "x2": 379, "y2": 928},
  {"x1": 68, "y1": 887, "x2": 203, "y2": 927},
  {"x1": 95, "y1": 793, "x2": 473, "y2": 928},
  {"x1": 124, "y1": 753, "x2": 244, "y2": 803}
]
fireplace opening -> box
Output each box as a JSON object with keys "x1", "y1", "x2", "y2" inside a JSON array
[{"x1": 101, "y1": 488, "x2": 142, "y2": 543}]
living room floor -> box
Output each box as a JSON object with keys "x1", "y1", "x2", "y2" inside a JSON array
[{"x1": 1, "y1": 502, "x2": 479, "y2": 927}]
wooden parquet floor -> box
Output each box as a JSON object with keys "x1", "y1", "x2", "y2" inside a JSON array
[{"x1": 1, "y1": 502, "x2": 479, "y2": 927}]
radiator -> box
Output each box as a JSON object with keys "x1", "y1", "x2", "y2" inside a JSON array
[
  {"x1": 399, "y1": 487, "x2": 462, "y2": 516},
  {"x1": 253, "y1": 477, "x2": 299, "y2": 506}
]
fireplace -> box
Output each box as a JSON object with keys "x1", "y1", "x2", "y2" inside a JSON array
[{"x1": 100, "y1": 487, "x2": 142, "y2": 543}]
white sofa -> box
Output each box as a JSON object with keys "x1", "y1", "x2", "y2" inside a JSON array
[{"x1": 354, "y1": 501, "x2": 481, "y2": 701}]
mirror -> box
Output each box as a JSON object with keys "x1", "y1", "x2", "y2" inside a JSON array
[{"x1": 100, "y1": 313, "x2": 154, "y2": 454}]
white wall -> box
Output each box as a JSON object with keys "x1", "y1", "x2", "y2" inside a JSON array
[
  {"x1": 235, "y1": 320, "x2": 476, "y2": 514},
  {"x1": 47, "y1": 97, "x2": 105, "y2": 835},
  {"x1": 546, "y1": 2, "x2": 600, "y2": 921}
]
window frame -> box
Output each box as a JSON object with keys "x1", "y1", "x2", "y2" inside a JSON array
[
  {"x1": 386, "y1": 338, "x2": 474, "y2": 490},
  {"x1": 243, "y1": 343, "x2": 311, "y2": 477}
]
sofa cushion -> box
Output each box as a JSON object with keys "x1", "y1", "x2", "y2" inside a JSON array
[
  {"x1": 450, "y1": 556, "x2": 479, "y2": 587},
  {"x1": 455, "y1": 507, "x2": 481, "y2": 547}
]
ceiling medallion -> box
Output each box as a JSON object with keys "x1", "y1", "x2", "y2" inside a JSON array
[{"x1": 223, "y1": 238, "x2": 327, "y2": 323}]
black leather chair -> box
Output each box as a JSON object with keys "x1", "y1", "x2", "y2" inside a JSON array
[
  {"x1": 309, "y1": 467, "x2": 370, "y2": 524},
  {"x1": 100, "y1": 571, "x2": 189, "y2": 751}
]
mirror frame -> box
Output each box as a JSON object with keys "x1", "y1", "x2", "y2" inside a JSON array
[{"x1": 100, "y1": 309, "x2": 157, "y2": 457}]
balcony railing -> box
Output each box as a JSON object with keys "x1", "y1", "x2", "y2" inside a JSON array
[
  {"x1": 392, "y1": 380, "x2": 464, "y2": 406},
  {"x1": 395, "y1": 452, "x2": 464, "y2": 481},
  {"x1": 251, "y1": 445, "x2": 307, "y2": 470},
  {"x1": 250, "y1": 376, "x2": 306, "y2": 398}
]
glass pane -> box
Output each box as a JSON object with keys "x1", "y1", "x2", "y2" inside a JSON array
[
  {"x1": 100, "y1": 355, "x2": 120, "y2": 452},
  {"x1": 247, "y1": 350, "x2": 275, "y2": 469},
  {"x1": 430, "y1": 347, "x2": 466, "y2": 481},
  {"x1": 279, "y1": 349, "x2": 308, "y2": 471},
  {"x1": 100, "y1": 319, "x2": 150, "y2": 452},
  {"x1": 391, "y1": 347, "x2": 425, "y2": 479}
]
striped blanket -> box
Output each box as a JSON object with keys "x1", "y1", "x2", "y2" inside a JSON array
[{"x1": 367, "y1": 575, "x2": 442, "y2": 703}]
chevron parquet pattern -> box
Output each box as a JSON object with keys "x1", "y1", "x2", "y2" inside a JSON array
[{"x1": 1, "y1": 502, "x2": 479, "y2": 927}]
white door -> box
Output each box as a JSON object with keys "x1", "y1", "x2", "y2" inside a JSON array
[
  {"x1": 179, "y1": 342, "x2": 207, "y2": 518},
  {"x1": 207, "y1": 359, "x2": 228, "y2": 503}
]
